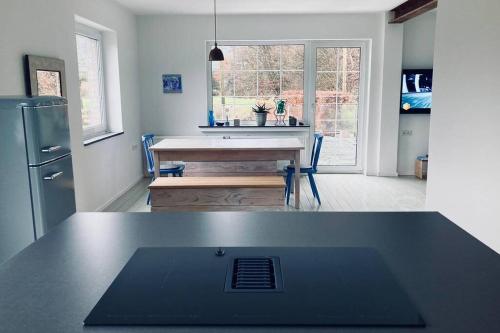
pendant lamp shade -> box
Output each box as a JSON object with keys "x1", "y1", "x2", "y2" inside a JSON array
[
  {"x1": 209, "y1": 43, "x2": 224, "y2": 61},
  {"x1": 209, "y1": 0, "x2": 224, "y2": 61}
]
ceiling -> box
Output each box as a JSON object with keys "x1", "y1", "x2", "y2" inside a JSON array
[{"x1": 114, "y1": 0, "x2": 407, "y2": 15}]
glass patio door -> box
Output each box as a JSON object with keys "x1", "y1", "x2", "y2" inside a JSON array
[{"x1": 310, "y1": 41, "x2": 367, "y2": 173}]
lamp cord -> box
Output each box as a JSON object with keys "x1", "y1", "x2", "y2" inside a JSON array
[{"x1": 214, "y1": 0, "x2": 217, "y2": 45}]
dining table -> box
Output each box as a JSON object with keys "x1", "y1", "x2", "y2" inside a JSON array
[{"x1": 149, "y1": 137, "x2": 305, "y2": 208}]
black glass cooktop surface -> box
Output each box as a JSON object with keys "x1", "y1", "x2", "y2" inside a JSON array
[{"x1": 84, "y1": 247, "x2": 424, "y2": 327}]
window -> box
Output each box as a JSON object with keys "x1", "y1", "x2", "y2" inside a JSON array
[
  {"x1": 75, "y1": 24, "x2": 107, "y2": 139},
  {"x1": 209, "y1": 43, "x2": 305, "y2": 121}
]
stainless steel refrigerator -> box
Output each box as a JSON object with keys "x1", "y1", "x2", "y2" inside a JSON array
[{"x1": 0, "y1": 96, "x2": 76, "y2": 264}]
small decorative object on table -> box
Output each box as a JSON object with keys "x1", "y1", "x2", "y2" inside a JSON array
[
  {"x1": 216, "y1": 121, "x2": 224, "y2": 127},
  {"x1": 289, "y1": 116, "x2": 297, "y2": 126},
  {"x1": 162, "y1": 74, "x2": 182, "y2": 93},
  {"x1": 208, "y1": 110, "x2": 215, "y2": 127},
  {"x1": 252, "y1": 103, "x2": 272, "y2": 127},
  {"x1": 233, "y1": 119, "x2": 240, "y2": 126},
  {"x1": 274, "y1": 99, "x2": 287, "y2": 126}
]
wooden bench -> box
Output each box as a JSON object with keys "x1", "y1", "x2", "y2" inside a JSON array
[{"x1": 149, "y1": 176, "x2": 285, "y2": 212}]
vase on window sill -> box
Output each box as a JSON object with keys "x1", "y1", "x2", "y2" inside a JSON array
[{"x1": 208, "y1": 110, "x2": 215, "y2": 127}]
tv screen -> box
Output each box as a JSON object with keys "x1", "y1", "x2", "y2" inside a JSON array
[{"x1": 400, "y1": 69, "x2": 433, "y2": 114}]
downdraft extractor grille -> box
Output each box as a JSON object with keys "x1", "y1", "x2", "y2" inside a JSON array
[
  {"x1": 225, "y1": 257, "x2": 283, "y2": 293},
  {"x1": 233, "y1": 258, "x2": 275, "y2": 289}
]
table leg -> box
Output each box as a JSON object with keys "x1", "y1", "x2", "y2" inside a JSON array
[
  {"x1": 294, "y1": 150, "x2": 300, "y2": 209},
  {"x1": 288, "y1": 159, "x2": 295, "y2": 193},
  {"x1": 154, "y1": 151, "x2": 160, "y2": 178}
]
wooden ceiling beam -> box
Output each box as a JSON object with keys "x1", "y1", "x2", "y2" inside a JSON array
[{"x1": 389, "y1": 0, "x2": 438, "y2": 24}]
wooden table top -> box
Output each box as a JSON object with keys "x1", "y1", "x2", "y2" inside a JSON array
[{"x1": 150, "y1": 137, "x2": 304, "y2": 151}]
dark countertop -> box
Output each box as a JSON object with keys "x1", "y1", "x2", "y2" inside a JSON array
[
  {"x1": 1, "y1": 211, "x2": 500, "y2": 332},
  {"x1": 199, "y1": 124, "x2": 310, "y2": 128}
]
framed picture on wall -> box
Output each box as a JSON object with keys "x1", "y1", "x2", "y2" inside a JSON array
[
  {"x1": 162, "y1": 74, "x2": 182, "y2": 93},
  {"x1": 24, "y1": 55, "x2": 67, "y2": 97}
]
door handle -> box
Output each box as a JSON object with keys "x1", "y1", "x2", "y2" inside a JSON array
[
  {"x1": 43, "y1": 171, "x2": 63, "y2": 181},
  {"x1": 41, "y1": 145, "x2": 62, "y2": 153}
]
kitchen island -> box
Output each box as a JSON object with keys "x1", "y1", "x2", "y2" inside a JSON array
[{"x1": 1, "y1": 212, "x2": 500, "y2": 332}]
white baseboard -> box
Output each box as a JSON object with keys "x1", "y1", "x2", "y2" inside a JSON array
[
  {"x1": 397, "y1": 170, "x2": 416, "y2": 176},
  {"x1": 377, "y1": 171, "x2": 399, "y2": 177},
  {"x1": 96, "y1": 175, "x2": 145, "y2": 212}
]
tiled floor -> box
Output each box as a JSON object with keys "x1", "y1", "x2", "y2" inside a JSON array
[{"x1": 104, "y1": 174, "x2": 427, "y2": 212}]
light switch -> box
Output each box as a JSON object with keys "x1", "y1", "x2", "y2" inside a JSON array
[{"x1": 401, "y1": 130, "x2": 413, "y2": 136}]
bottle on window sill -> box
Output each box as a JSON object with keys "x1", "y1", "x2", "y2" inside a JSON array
[{"x1": 208, "y1": 110, "x2": 215, "y2": 127}]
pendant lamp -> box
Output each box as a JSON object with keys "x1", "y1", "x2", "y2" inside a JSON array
[{"x1": 208, "y1": 0, "x2": 224, "y2": 61}]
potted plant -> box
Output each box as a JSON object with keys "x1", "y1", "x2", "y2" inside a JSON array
[{"x1": 252, "y1": 103, "x2": 273, "y2": 126}]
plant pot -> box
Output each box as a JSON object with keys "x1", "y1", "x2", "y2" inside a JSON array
[{"x1": 256, "y1": 112, "x2": 267, "y2": 126}]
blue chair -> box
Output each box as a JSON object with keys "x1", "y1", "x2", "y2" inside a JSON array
[
  {"x1": 142, "y1": 134, "x2": 185, "y2": 205},
  {"x1": 284, "y1": 133, "x2": 324, "y2": 205}
]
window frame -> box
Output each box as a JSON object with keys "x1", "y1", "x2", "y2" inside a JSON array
[
  {"x1": 309, "y1": 40, "x2": 369, "y2": 173},
  {"x1": 206, "y1": 39, "x2": 370, "y2": 174},
  {"x1": 75, "y1": 23, "x2": 108, "y2": 140},
  {"x1": 206, "y1": 40, "x2": 310, "y2": 124}
]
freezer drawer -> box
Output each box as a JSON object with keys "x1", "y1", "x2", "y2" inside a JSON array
[
  {"x1": 23, "y1": 104, "x2": 71, "y2": 166},
  {"x1": 29, "y1": 154, "x2": 76, "y2": 238}
]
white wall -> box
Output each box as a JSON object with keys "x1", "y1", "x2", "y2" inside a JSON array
[
  {"x1": 137, "y1": 13, "x2": 401, "y2": 176},
  {"x1": 397, "y1": 11, "x2": 436, "y2": 175},
  {"x1": 378, "y1": 13, "x2": 403, "y2": 177},
  {"x1": 0, "y1": 0, "x2": 143, "y2": 211},
  {"x1": 427, "y1": 0, "x2": 500, "y2": 253}
]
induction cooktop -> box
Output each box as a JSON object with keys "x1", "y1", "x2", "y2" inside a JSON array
[{"x1": 84, "y1": 247, "x2": 425, "y2": 327}]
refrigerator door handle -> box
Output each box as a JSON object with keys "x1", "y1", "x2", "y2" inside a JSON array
[
  {"x1": 43, "y1": 171, "x2": 64, "y2": 181},
  {"x1": 41, "y1": 145, "x2": 62, "y2": 153}
]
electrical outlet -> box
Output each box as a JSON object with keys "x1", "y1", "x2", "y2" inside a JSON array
[{"x1": 401, "y1": 129, "x2": 413, "y2": 136}]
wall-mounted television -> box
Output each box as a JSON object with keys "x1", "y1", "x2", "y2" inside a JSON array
[{"x1": 400, "y1": 69, "x2": 433, "y2": 114}]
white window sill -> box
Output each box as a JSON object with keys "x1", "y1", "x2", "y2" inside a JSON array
[{"x1": 83, "y1": 131, "x2": 124, "y2": 146}]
